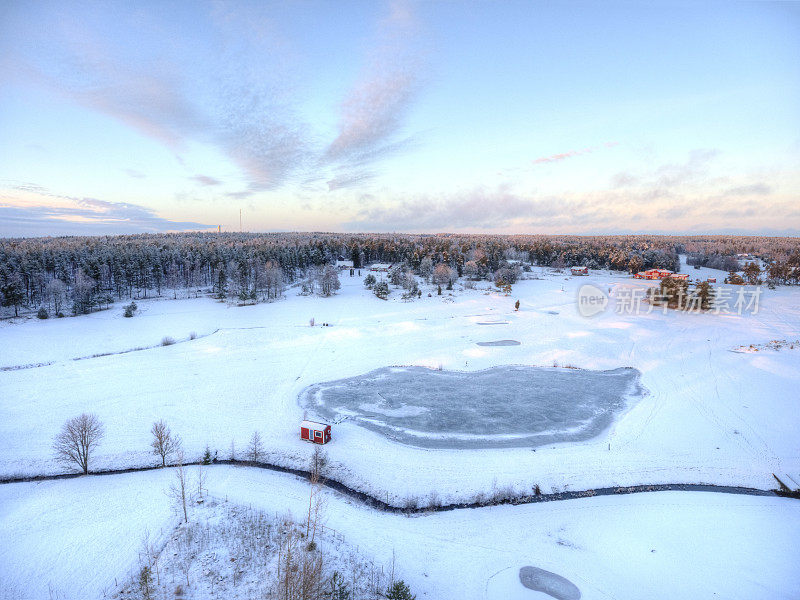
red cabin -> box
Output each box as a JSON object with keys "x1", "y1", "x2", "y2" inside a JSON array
[{"x1": 300, "y1": 420, "x2": 331, "y2": 444}]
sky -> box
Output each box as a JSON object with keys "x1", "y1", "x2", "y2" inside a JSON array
[{"x1": 0, "y1": 0, "x2": 798, "y2": 237}]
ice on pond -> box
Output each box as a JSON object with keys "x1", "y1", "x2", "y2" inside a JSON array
[{"x1": 298, "y1": 365, "x2": 645, "y2": 449}]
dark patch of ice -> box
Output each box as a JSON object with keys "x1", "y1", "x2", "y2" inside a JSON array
[
  {"x1": 298, "y1": 365, "x2": 645, "y2": 449},
  {"x1": 476, "y1": 340, "x2": 521, "y2": 346},
  {"x1": 519, "y1": 566, "x2": 581, "y2": 600}
]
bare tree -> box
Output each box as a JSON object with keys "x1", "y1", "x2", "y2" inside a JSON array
[
  {"x1": 195, "y1": 464, "x2": 207, "y2": 500},
  {"x1": 168, "y1": 451, "x2": 190, "y2": 523},
  {"x1": 247, "y1": 431, "x2": 264, "y2": 463},
  {"x1": 151, "y1": 420, "x2": 181, "y2": 467},
  {"x1": 45, "y1": 278, "x2": 66, "y2": 315},
  {"x1": 53, "y1": 413, "x2": 104, "y2": 474},
  {"x1": 306, "y1": 447, "x2": 328, "y2": 541}
]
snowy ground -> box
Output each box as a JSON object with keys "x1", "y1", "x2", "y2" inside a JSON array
[
  {"x1": 1, "y1": 465, "x2": 798, "y2": 600},
  {"x1": 299, "y1": 365, "x2": 644, "y2": 449},
  {"x1": 1, "y1": 262, "x2": 799, "y2": 504}
]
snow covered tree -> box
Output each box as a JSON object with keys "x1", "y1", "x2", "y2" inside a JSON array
[
  {"x1": 151, "y1": 420, "x2": 181, "y2": 467},
  {"x1": 386, "y1": 580, "x2": 416, "y2": 600},
  {"x1": 327, "y1": 571, "x2": 350, "y2": 600},
  {"x1": 389, "y1": 265, "x2": 404, "y2": 287},
  {"x1": 658, "y1": 276, "x2": 690, "y2": 309},
  {"x1": 214, "y1": 267, "x2": 228, "y2": 299},
  {"x1": 432, "y1": 263, "x2": 452, "y2": 286},
  {"x1": 463, "y1": 260, "x2": 479, "y2": 280},
  {"x1": 53, "y1": 413, "x2": 105, "y2": 474},
  {"x1": 45, "y1": 278, "x2": 67, "y2": 316},
  {"x1": 71, "y1": 270, "x2": 97, "y2": 315},
  {"x1": 364, "y1": 273, "x2": 376, "y2": 288},
  {"x1": 318, "y1": 264, "x2": 341, "y2": 296},
  {"x1": 743, "y1": 261, "x2": 761, "y2": 285},
  {"x1": 419, "y1": 257, "x2": 433, "y2": 281},
  {"x1": 725, "y1": 271, "x2": 745, "y2": 285},
  {"x1": 1, "y1": 272, "x2": 25, "y2": 317},
  {"x1": 694, "y1": 281, "x2": 713, "y2": 310},
  {"x1": 374, "y1": 281, "x2": 389, "y2": 300}
]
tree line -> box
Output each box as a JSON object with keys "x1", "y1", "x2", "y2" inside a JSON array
[{"x1": 2, "y1": 232, "x2": 798, "y2": 317}]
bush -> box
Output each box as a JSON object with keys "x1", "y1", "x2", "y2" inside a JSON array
[
  {"x1": 161, "y1": 336, "x2": 176, "y2": 346},
  {"x1": 37, "y1": 307, "x2": 49, "y2": 319},
  {"x1": 364, "y1": 273, "x2": 376, "y2": 288},
  {"x1": 374, "y1": 281, "x2": 389, "y2": 300},
  {"x1": 386, "y1": 580, "x2": 415, "y2": 600},
  {"x1": 189, "y1": 331, "x2": 197, "y2": 340},
  {"x1": 123, "y1": 301, "x2": 137, "y2": 318}
]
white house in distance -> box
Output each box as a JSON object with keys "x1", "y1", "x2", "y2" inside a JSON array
[
  {"x1": 571, "y1": 266, "x2": 589, "y2": 276},
  {"x1": 336, "y1": 259, "x2": 354, "y2": 271},
  {"x1": 369, "y1": 263, "x2": 392, "y2": 272}
]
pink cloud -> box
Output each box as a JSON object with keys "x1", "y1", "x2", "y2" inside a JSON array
[{"x1": 532, "y1": 142, "x2": 619, "y2": 165}]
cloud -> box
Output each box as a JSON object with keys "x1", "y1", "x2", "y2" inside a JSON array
[
  {"x1": 8, "y1": 3, "x2": 309, "y2": 191},
  {"x1": 343, "y1": 187, "x2": 608, "y2": 232},
  {"x1": 533, "y1": 149, "x2": 592, "y2": 164},
  {"x1": 724, "y1": 183, "x2": 771, "y2": 196},
  {"x1": 532, "y1": 141, "x2": 619, "y2": 165},
  {"x1": 124, "y1": 169, "x2": 146, "y2": 179},
  {"x1": 327, "y1": 171, "x2": 376, "y2": 191},
  {"x1": 343, "y1": 149, "x2": 797, "y2": 233},
  {"x1": 0, "y1": 186, "x2": 211, "y2": 236},
  {"x1": 226, "y1": 189, "x2": 256, "y2": 200},
  {"x1": 191, "y1": 174, "x2": 222, "y2": 186},
  {"x1": 653, "y1": 148, "x2": 720, "y2": 189},
  {"x1": 325, "y1": 0, "x2": 425, "y2": 174}
]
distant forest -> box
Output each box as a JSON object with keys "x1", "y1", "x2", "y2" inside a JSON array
[{"x1": 1, "y1": 232, "x2": 799, "y2": 317}]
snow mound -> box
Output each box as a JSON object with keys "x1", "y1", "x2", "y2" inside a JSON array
[{"x1": 519, "y1": 566, "x2": 581, "y2": 599}]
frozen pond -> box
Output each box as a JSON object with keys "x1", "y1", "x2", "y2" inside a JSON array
[{"x1": 298, "y1": 365, "x2": 644, "y2": 449}]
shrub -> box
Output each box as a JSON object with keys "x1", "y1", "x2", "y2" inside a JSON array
[
  {"x1": 374, "y1": 281, "x2": 389, "y2": 300},
  {"x1": 364, "y1": 273, "x2": 376, "y2": 288},
  {"x1": 123, "y1": 301, "x2": 137, "y2": 318},
  {"x1": 37, "y1": 307, "x2": 49, "y2": 319},
  {"x1": 189, "y1": 331, "x2": 197, "y2": 340},
  {"x1": 386, "y1": 580, "x2": 416, "y2": 600},
  {"x1": 161, "y1": 336, "x2": 176, "y2": 346},
  {"x1": 202, "y1": 445, "x2": 212, "y2": 465}
]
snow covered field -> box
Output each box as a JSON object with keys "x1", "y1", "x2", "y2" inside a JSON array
[
  {"x1": 2, "y1": 265, "x2": 800, "y2": 504},
  {"x1": 1, "y1": 261, "x2": 800, "y2": 599},
  {"x1": 1, "y1": 465, "x2": 798, "y2": 600}
]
